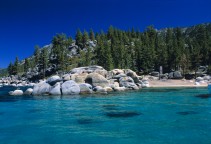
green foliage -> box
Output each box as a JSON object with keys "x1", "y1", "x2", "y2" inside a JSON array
[
  {"x1": 51, "y1": 33, "x2": 71, "y2": 72},
  {"x1": 24, "y1": 58, "x2": 30, "y2": 72},
  {"x1": 6, "y1": 23, "x2": 211, "y2": 77},
  {"x1": 0, "y1": 68, "x2": 8, "y2": 77},
  {"x1": 13, "y1": 57, "x2": 20, "y2": 75},
  {"x1": 39, "y1": 48, "x2": 48, "y2": 79}
]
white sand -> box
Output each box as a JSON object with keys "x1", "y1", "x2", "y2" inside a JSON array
[{"x1": 149, "y1": 79, "x2": 208, "y2": 88}]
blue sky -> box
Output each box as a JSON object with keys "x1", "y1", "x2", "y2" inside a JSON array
[{"x1": 0, "y1": 0, "x2": 211, "y2": 68}]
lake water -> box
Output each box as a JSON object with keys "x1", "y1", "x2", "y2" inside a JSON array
[{"x1": 0, "y1": 86, "x2": 211, "y2": 144}]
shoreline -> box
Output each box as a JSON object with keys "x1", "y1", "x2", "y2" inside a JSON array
[{"x1": 148, "y1": 79, "x2": 208, "y2": 88}]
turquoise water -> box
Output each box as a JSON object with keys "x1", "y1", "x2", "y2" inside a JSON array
[{"x1": 0, "y1": 86, "x2": 211, "y2": 144}]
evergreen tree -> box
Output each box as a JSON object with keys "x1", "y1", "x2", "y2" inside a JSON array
[
  {"x1": 39, "y1": 48, "x2": 48, "y2": 79},
  {"x1": 75, "y1": 29, "x2": 83, "y2": 48},
  {"x1": 82, "y1": 30, "x2": 89, "y2": 48},
  {"x1": 8, "y1": 62, "x2": 14, "y2": 75},
  {"x1": 24, "y1": 58, "x2": 30, "y2": 73},
  {"x1": 89, "y1": 29, "x2": 95, "y2": 41},
  {"x1": 34, "y1": 45, "x2": 41, "y2": 65},
  {"x1": 13, "y1": 57, "x2": 19, "y2": 75}
]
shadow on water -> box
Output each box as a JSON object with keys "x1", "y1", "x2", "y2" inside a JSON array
[
  {"x1": 195, "y1": 94, "x2": 211, "y2": 99},
  {"x1": 105, "y1": 111, "x2": 141, "y2": 118},
  {"x1": 0, "y1": 112, "x2": 4, "y2": 115},
  {"x1": 176, "y1": 111, "x2": 198, "y2": 115}
]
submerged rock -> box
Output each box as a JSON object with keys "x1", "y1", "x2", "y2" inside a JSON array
[
  {"x1": 61, "y1": 80, "x2": 80, "y2": 95},
  {"x1": 105, "y1": 111, "x2": 141, "y2": 118}
]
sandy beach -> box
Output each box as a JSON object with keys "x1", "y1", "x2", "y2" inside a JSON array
[{"x1": 149, "y1": 79, "x2": 208, "y2": 88}]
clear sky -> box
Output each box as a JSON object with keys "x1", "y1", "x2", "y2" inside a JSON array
[{"x1": 0, "y1": 0, "x2": 211, "y2": 68}]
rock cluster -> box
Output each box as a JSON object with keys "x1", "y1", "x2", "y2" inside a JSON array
[
  {"x1": 7, "y1": 66, "x2": 150, "y2": 96},
  {"x1": 0, "y1": 75, "x2": 35, "y2": 87}
]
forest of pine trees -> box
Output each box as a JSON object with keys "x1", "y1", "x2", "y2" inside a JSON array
[{"x1": 6, "y1": 23, "x2": 211, "y2": 78}]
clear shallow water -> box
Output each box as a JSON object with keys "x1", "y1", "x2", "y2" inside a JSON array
[{"x1": 0, "y1": 86, "x2": 211, "y2": 144}]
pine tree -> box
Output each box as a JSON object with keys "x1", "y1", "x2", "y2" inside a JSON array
[
  {"x1": 75, "y1": 29, "x2": 83, "y2": 48},
  {"x1": 34, "y1": 45, "x2": 41, "y2": 65},
  {"x1": 39, "y1": 48, "x2": 48, "y2": 79},
  {"x1": 82, "y1": 30, "x2": 89, "y2": 48},
  {"x1": 89, "y1": 29, "x2": 95, "y2": 41},
  {"x1": 8, "y1": 62, "x2": 14, "y2": 75},
  {"x1": 24, "y1": 58, "x2": 30, "y2": 73},
  {"x1": 13, "y1": 57, "x2": 19, "y2": 75}
]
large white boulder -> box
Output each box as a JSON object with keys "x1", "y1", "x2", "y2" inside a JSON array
[
  {"x1": 61, "y1": 80, "x2": 80, "y2": 95},
  {"x1": 85, "y1": 73, "x2": 109, "y2": 88},
  {"x1": 49, "y1": 82, "x2": 61, "y2": 95},
  {"x1": 24, "y1": 88, "x2": 33, "y2": 95},
  {"x1": 79, "y1": 83, "x2": 93, "y2": 94},
  {"x1": 32, "y1": 81, "x2": 51, "y2": 95},
  {"x1": 9, "y1": 90, "x2": 23, "y2": 96}
]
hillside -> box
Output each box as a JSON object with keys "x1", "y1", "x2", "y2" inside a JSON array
[{"x1": 6, "y1": 23, "x2": 211, "y2": 81}]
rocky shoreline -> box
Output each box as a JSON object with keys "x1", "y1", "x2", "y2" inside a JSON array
[
  {"x1": 1, "y1": 66, "x2": 149, "y2": 96},
  {"x1": 0, "y1": 66, "x2": 210, "y2": 96}
]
